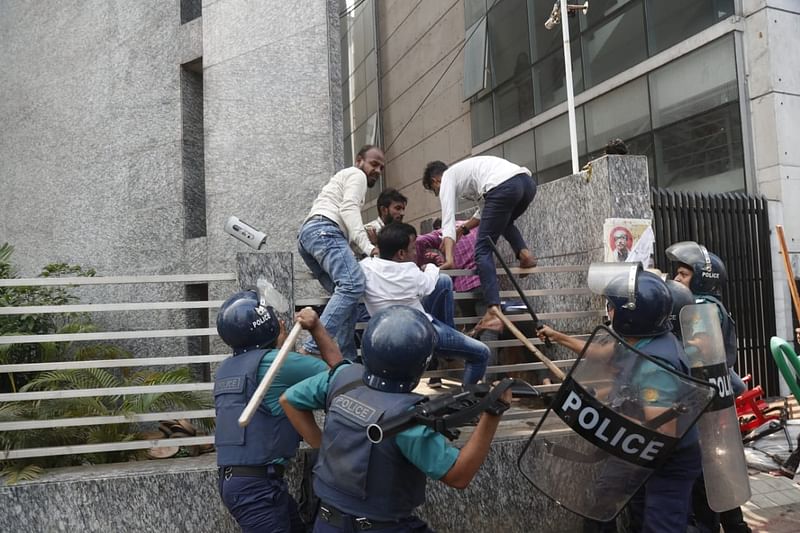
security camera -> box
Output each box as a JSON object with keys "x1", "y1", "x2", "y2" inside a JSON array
[
  {"x1": 224, "y1": 216, "x2": 267, "y2": 250},
  {"x1": 544, "y1": 2, "x2": 560, "y2": 30}
]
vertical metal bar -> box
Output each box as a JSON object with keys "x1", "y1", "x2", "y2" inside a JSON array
[
  {"x1": 759, "y1": 196, "x2": 778, "y2": 393},
  {"x1": 560, "y1": 0, "x2": 579, "y2": 174}
]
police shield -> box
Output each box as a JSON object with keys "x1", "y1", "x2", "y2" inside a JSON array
[
  {"x1": 680, "y1": 304, "x2": 751, "y2": 511},
  {"x1": 518, "y1": 326, "x2": 715, "y2": 522}
]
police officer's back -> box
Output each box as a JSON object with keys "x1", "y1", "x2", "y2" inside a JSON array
[{"x1": 280, "y1": 306, "x2": 512, "y2": 533}]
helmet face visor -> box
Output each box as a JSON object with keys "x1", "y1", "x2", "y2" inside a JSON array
[
  {"x1": 665, "y1": 241, "x2": 711, "y2": 271},
  {"x1": 587, "y1": 262, "x2": 641, "y2": 309}
]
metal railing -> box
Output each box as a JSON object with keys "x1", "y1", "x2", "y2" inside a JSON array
[{"x1": 1, "y1": 265, "x2": 599, "y2": 461}]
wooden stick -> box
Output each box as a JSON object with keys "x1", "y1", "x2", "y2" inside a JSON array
[
  {"x1": 238, "y1": 322, "x2": 303, "y2": 427},
  {"x1": 776, "y1": 225, "x2": 800, "y2": 323},
  {"x1": 491, "y1": 307, "x2": 567, "y2": 381}
]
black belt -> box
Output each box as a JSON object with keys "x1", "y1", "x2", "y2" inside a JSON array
[
  {"x1": 318, "y1": 502, "x2": 401, "y2": 531},
  {"x1": 219, "y1": 464, "x2": 285, "y2": 480}
]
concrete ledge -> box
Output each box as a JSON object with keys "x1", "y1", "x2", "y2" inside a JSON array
[{"x1": 0, "y1": 437, "x2": 580, "y2": 533}]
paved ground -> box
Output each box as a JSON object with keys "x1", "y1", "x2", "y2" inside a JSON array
[{"x1": 742, "y1": 471, "x2": 800, "y2": 532}]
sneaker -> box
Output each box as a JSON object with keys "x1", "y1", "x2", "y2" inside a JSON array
[{"x1": 428, "y1": 377, "x2": 442, "y2": 389}]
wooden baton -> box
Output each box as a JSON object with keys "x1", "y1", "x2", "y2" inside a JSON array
[
  {"x1": 491, "y1": 307, "x2": 567, "y2": 381},
  {"x1": 238, "y1": 321, "x2": 303, "y2": 427}
]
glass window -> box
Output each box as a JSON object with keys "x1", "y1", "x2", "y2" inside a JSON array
[
  {"x1": 533, "y1": 39, "x2": 583, "y2": 114},
  {"x1": 463, "y1": 18, "x2": 488, "y2": 100},
  {"x1": 537, "y1": 160, "x2": 575, "y2": 184},
  {"x1": 502, "y1": 130, "x2": 535, "y2": 171},
  {"x1": 653, "y1": 102, "x2": 744, "y2": 193},
  {"x1": 528, "y1": 0, "x2": 580, "y2": 62},
  {"x1": 645, "y1": 0, "x2": 734, "y2": 55},
  {"x1": 464, "y1": 0, "x2": 487, "y2": 28},
  {"x1": 581, "y1": 0, "x2": 631, "y2": 30},
  {"x1": 487, "y1": 0, "x2": 530, "y2": 87},
  {"x1": 534, "y1": 107, "x2": 586, "y2": 171},
  {"x1": 585, "y1": 77, "x2": 650, "y2": 152},
  {"x1": 493, "y1": 70, "x2": 534, "y2": 134},
  {"x1": 480, "y1": 145, "x2": 504, "y2": 158},
  {"x1": 471, "y1": 94, "x2": 495, "y2": 146},
  {"x1": 649, "y1": 36, "x2": 737, "y2": 129},
  {"x1": 582, "y1": 3, "x2": 646, "y2": 87}
]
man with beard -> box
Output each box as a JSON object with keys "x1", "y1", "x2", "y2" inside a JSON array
[{"x1": 297, "y1": 145, "x2": 384, "y2": 360}]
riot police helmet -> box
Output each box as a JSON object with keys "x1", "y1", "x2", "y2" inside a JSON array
[
  {"x1": 361, "y1": 306, "x2": 436, "y2": 393},
  {"x1": 665, "y1": 241, "x2": 728, "y2": 297},
  {"x1": 588, "y1": 263, "x2": 673, "y2": 338},
  {"x1": 216, "y1": 290, "x2": 280, "y2": 355},
  {"x1": 665, "y1": 279, "x2": 695, "y2": 340}
]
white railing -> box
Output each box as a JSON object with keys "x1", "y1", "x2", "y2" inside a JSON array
[
  {"x1": 1, "y1": 265, "x2": 598, "y2": 462},
  {"x1": 0, "y1": 273, "x2": 232, "y2": 461}
]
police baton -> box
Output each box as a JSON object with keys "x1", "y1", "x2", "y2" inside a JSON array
[
  {"x1": 776, "y1": 225, "x2": 800, "y2": 325},
  {"x1": 238, "y1": 321, "x2": 303, "y2": 427},
  {"x1": 491, "y1": 307, "x2": 566, "y2": 381}
]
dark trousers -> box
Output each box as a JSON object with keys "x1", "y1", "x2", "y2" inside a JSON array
[
  {"x1": 474, "y1": 173, "x2": 536, "y2": 306},
  {"x1": 218, "y1": 474, "x2": 304, "y2": 533}
]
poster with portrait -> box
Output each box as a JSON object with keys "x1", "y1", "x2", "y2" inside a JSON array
[{"x1": 603, "y1": 218, "x2": 654, "y2": 266}]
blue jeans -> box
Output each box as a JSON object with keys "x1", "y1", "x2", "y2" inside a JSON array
[
  {"x1": 474, "y1": 173, "x2": 537, "y2": 306},
  {"x1": 422, "y1": 274, "x2": 455, "y2": 328},
  {"x1": 218, "y1": 475, "x2": 304, "y2": 533},
  {"x1": 430, "y1": 317, "x2": 489, "y2": 384},
  {"x1": 298, "y1": 217, "x2": 365, "y2": 360}
]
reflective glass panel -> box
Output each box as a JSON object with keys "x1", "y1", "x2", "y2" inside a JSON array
[
  {"x1": 464, "y1": 18, "x2": 488, "y2": 100},
  {"x1": 649, "y1": 36, "x2": 737, "y2": 129},
  {"x1": 488, "y1": 0, "x2": 530, "y2": 87},
  {"x1": 502, "y1": 130, "x2": 536, "y2": 171},
  {"x1": 646, "y1": 0, "x2": 734, "y2": 55},
  {"x1": 585, "y1": 77, "x2": 650, "y2": 152},
  {"x1": 654, "y1": 102, "x2": 744, "y2": 193},
  {"x1": 471, "y1": 94, "x2": 495, "y2": 145},
  {"x1": 582, "y1": 3, "x2": 646, "y2": 87},
  {"x1": 493, "y1": 70, "x2": 534, "y2": 133},
  {"x1": 581, "y1": 0, "x2": 632, "y2": 30},
  {"x1": 533, "y1": 40, "x2": 583, "y2": 113},
  {"x1": 534, "y1": 107, "x2": 586, "y2": 171}
]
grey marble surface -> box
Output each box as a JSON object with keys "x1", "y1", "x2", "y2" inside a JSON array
[
  {"x1": 236, "y1": 251, "x2": 295, "y2": 326},
  {"x1": 0, "y1": 440, "x2": 580, "y2": 533}
]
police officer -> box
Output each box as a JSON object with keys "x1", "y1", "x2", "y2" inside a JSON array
[
  {"x1": 214, "y1": 289, "x2": 343, "y2": 533},
  {"x1": 665, "y1": 242, "x2": 752, "y2": 533},
  {"x1": 280, "y1": 306, "x2": 512, "y2": 533},
  {"x1": 541, "y1": 269, "x2": 703, "y2": 533}
]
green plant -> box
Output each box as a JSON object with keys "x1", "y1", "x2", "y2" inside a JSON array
[{"x1": 0, "y1": 243, "x2": 213, "y2": 483}]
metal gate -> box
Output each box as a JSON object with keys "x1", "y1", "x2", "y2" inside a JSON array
[{"x1": 651, "y1": 189, "x2": 779, "y2": 396}]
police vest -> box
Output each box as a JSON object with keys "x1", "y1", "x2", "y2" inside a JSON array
[
  {"x1": 696, "y1": 295, "x2": 738, "y2": 368},
  {"x1": 313, "y1": 363, "x2": 428, "y2": 522},
  {"x1": 214, "y1": 349, "x2": 300, "y2": 466},
  {"x1": 618, "y1": 333, "x2": 699, "y2": 448}
]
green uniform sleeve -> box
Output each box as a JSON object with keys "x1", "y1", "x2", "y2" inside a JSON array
[
  {"x1": 636, "y1": 359, "x2": 681, "y2": 407},
  {"x1": 283, "y1": 363, "x2": 351, "y2": 411},
  {"x1": 394, "y1": 425, "x2": 459, "y2": 480},
  {"x1": 258, "y1": 350, "x2": 329, "y2": 415}
]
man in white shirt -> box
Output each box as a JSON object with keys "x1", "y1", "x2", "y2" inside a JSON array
[
  {"x1": 360, "y1": 222, "x2": 489, "y2": 384},
  {"x1": 297, "y1": 145, "x2": 384, "y2": 359},
  {"x1": 422, "y1": 156, "x2": 537, "y2": 334}
]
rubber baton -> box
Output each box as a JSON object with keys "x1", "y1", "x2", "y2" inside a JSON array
[{"x1": 238, "y1": 322, "x2": 303, "y2": 427}]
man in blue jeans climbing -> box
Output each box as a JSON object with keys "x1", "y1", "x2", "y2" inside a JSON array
[
  {"x1": 422, "y1": 155, "x2": 537, "y2": 335},
  {"x1": 360, "y1": 222, "x2": 489, "y2": 384},
  {"x1": 297, "y1": 145, "x2": 384, "y2": 360}
]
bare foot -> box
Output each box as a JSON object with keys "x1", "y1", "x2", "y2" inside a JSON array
[{"x1": 474, "y1": 314, "x2": 504, "y2": 335}]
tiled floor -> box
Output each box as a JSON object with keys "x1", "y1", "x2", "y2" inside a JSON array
[{"x1": 742, "y1": 471, "x2": 800, "y2": 532}]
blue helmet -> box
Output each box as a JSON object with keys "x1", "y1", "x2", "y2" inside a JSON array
[
  {"x1": 665, "y1": 241, "x2": 728, "y2": 297},
  {"x1": 216, "y1": 290, "x2": 280, "y2": 355},
  {"x1": 361, "y1": 306, "x2": 436, "y2": 393},
  {"x1": 589, "y1": 263, "x2": 673, "y2": 338},
  {"x1": 665, "y1": 279, "x2": 695, "y2": 340}
]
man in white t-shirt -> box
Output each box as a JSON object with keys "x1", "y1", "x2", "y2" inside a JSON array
[
  {"x1": 422, "y1": 156, "x2": 537, "y2": 334},
  {"x1": 297, "y1": 145, "x2": 384, "y2": 360},
  {"x1": 360, "y1": 222, "x2": 489, "y2": 384}
]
